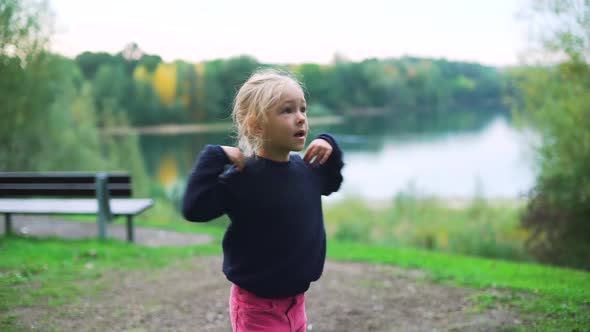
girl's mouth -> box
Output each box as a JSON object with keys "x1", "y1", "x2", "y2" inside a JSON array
[{"x1": 294, "y1": 130, "x2": 306, "y2": 139}]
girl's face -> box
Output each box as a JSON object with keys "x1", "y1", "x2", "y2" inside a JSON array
[{"x1": 257, "y1": 80, "x2": 307, "y2": 161}]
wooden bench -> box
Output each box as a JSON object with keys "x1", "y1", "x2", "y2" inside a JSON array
[{"x1": 0, "y1": 172, "x2": 154, "y2": 243}]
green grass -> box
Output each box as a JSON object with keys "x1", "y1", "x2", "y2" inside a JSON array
[
  {"x1": 0, "y1": 235, "x2": 220, "y2": 331},
  {"x1": 0, "y1": 236, "x2": 217, "y2": 303}
]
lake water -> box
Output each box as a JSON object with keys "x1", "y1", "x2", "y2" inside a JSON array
[
  {"x1": 138, "y1": 112, "x2": 537, "y2": 203},
  {"x1": 332, "y1": 115, "x2": 536, "y2": 202}
]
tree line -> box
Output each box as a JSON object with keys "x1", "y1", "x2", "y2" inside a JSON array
[{"x1": 74, "y1": 44, "x2": 511, "y2": 126}]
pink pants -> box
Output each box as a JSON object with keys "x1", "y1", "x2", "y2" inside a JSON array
[{"x1": 229, "y1": 284, "x2": 307, "y2": 332}]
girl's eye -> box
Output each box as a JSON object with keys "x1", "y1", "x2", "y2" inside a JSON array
[
  {"x1": 282, "y1": 107, "x2": 292, "y2": 113},
  {"x1": 301, "y1": 107, "x2": 307, "y2": 113}
]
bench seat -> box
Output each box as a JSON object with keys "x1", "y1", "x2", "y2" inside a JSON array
[
  {"x1": 0, "y1": 172, "x2": 154, "y2": 243},
  {"x1": 0, "y1": 198, "x2": 154, "y2": 215}
]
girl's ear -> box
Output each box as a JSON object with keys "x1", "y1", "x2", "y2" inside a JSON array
[
  {"x1": 253, "y1": 123, "x2": 262, "y2": 135},
  {"x1": 250, "y1": 119, "x2": 264, "y2": 136}
]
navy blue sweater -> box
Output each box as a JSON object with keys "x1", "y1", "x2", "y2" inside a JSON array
[{"x1": 182, "y1": 134, "x2": 343, "y2": 298}]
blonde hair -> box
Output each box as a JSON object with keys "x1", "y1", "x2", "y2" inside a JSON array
[{"x1": 232, "y1": 68, "x2": 305, "y2": 156}]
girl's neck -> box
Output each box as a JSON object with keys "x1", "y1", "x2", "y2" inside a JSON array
[{"x1": 257, "y1": 147, "x2": 290, "y2": 162}]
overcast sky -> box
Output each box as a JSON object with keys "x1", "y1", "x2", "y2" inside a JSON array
[{"x1": 50, "y1": 0, "x2": 530, "y2": 66}]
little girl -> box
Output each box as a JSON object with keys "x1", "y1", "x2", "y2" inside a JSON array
[{"x1": 182, "y1": 69, "x2": 344, "y2": 332}]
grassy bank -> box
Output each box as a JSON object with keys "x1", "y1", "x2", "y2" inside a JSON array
[{"x1": 324, "y1": 195, "x2": 530, "y2": 262}]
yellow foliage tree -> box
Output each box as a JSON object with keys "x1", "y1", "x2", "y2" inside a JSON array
[
  {"x1": 157, "y1": 154, "x2": 179, "y2": 190},
  {"x1": 152, "y1": 63, "x2": 177, "y2": 107}
]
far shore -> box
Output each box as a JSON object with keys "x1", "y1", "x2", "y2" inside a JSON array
[
  {"x1": 323, "y1": 196, "x2": 528, "y2": 209},
  {"x1": 103, "y1": 116, "x2": 344, "y2": 136}
]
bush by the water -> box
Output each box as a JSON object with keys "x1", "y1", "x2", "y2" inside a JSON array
[
  {"x1": 514, "y1": 1, "x2": 590, "y2": 270},
  {"x1": 324, "y1": 193, "x2": 530, "y2": 262}
]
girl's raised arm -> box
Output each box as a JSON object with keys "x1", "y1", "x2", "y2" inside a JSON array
[
  {"x1": 182, "y1": 145, "x2": 236, "y2": 222},
  {"x1": 308, "y1": 133, "x2": 344, "y2": 195}
]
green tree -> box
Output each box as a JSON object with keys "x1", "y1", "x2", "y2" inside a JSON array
[
  {"x1": 0, "y1": 0, "x2": 74, "y2": 170},
  {"x1": 218, "y1": 55, "x2": 260, "y2": 117},
  {"x1": 0, "y1": 0, "x2": 149, "y2": 197},
  {"x1": 75, "y1": 51, "x2": 116, "y2": 80},
  {"x1": 517, "y1": 0, "x2": 590, "y2": 269},
  {"x1": 92, "y1": 64, "x2": 128, "y2": 115},
  {"x1": 201, "y1": 59, "x2": 226, "y2": 120}
]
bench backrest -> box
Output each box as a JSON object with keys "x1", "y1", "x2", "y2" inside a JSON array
[
  {"x1": 0, "y1": 172, "x2": 132, "y2": 198},
  {"x1": 0, "y1": 172, "x2": 134, "y2": 223}
]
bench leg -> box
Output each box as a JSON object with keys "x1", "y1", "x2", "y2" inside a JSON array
[
  {"x1": 4, "y1": 214, "x2": 12, "y2": 236},
  {"x1": 98, "y1": 213, "x2": 107, "y2": 240},
  {"x1": 126, "y1": 216, "x2": 134, "y2": 243}
]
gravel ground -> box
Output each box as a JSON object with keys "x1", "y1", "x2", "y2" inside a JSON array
[
  {"x1": 5, "y1": 216, "x2": 531, "y2": 332},
  {"x1": 2, "y1": 215, "x2": 212, "y2": 247}
]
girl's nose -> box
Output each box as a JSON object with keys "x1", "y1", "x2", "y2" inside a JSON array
[{"x1": 296, "y1": 111, "x2": 306, "y2": 124}]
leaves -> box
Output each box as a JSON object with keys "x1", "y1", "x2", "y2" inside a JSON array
[{"x1": 517, "y1": 0, "x2": 590, "y2": 270}]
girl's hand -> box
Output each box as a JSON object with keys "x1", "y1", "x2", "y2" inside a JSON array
[
  {"x1": 303, "y1": 139, "x2": 333, "y2": 165},
  {"x1": 220, "y1": 146, "x2": 246, "y2": 171}
]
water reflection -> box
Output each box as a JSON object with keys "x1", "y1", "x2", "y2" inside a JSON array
[
  {"x1": 138, "y1": 112, "x2": 536, "y2": 202},
  {"x1": 330, "y1": 115, "x2": 536, "y2": 202}
]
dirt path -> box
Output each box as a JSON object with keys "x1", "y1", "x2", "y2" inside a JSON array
[
  {"x1": 4, "y1": 215, "x2": 213, "y2": 247},
  {"x1": 6, "y1": 217, "x2": 529, "y2": 331}
]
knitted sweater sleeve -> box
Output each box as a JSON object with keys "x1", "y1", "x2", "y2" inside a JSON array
[
  {"x1": 315, "y1": 133, "x2": 344, "y2": 195},
  {"x1": 182, "y1": 145, "x2": 230, "y2": 222}
]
